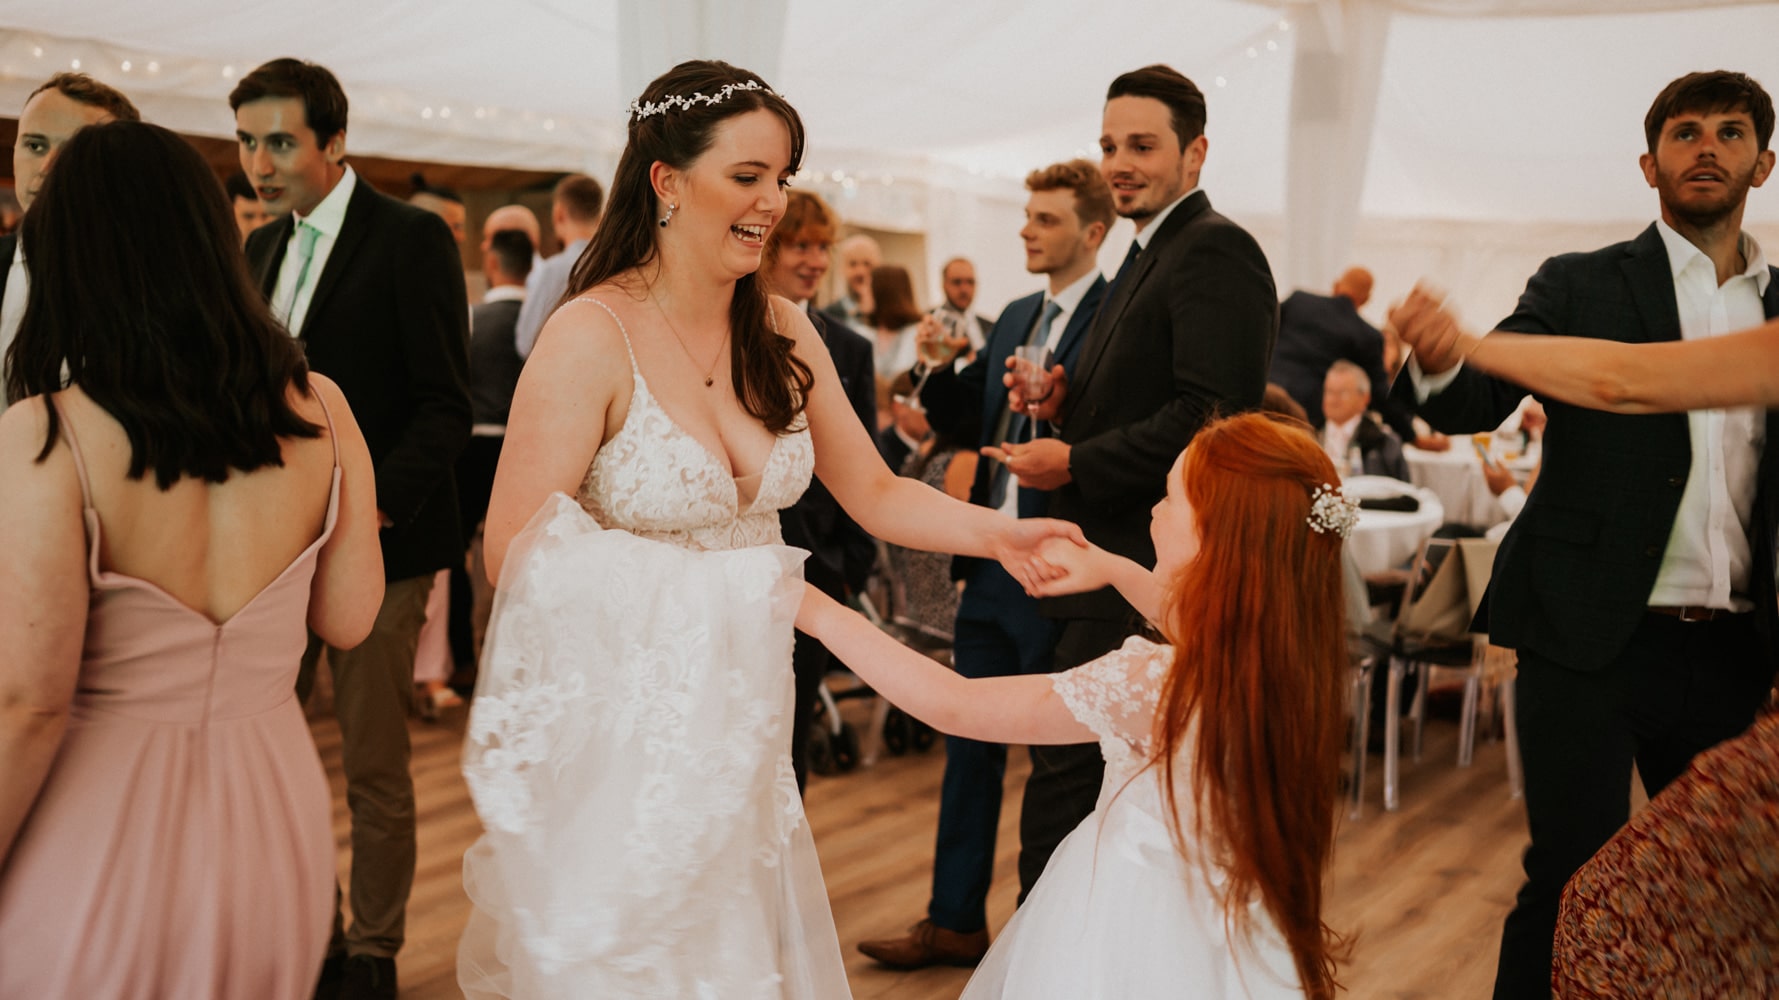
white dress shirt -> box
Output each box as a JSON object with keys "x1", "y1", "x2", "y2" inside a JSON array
[
  {"x1": 514, "y1": 237, "x2": 590, "y2": 359},
  {"x1": 271, "y1": 166, "x2": 358, "y2": 336},
  {"x1": 1647, "y1": 222, "x2": 1768, "y2": 610},
  {"x1": 0, "y1": 238, "x2": 27, "y2": 378},
  {"x1": 1321, "y1": 413, "x2": 1362, "y2": 469}
]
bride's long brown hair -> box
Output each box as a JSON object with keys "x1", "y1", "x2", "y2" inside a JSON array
[
  {"x1": 1153, "y1": 413, "x2": 1348, "y2": 999},
  {"x1": 567, "y1": 59, "x2": 812, "y2": 433}
]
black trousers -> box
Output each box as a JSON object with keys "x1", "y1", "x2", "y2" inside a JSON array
[
  {"x1": 448, "y1": 434, "x2": 503, "y2": 678},
  {"x1": 1492, "y1": 611, "x2": 1773, "y2": 999},
  {"x1": 789, "y1": 631, "x2": 833, "y2": 795},
  {"x1": 1015, "y1": 615, "x2": 1134, "y2": 901}
]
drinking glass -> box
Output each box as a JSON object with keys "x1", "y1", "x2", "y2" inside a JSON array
[{"x1": 1012, "y1": 345, "x2": 1054, "y2": 442}]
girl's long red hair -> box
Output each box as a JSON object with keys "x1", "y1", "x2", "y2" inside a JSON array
[{"x1": 1155, "y1": 412, "x2": 1348, "y2": 999}]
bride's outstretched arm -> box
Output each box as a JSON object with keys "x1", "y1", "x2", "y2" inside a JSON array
[
  {"x1": 796, "y1": 585, "x2": 1093, "y2": 746},
  {"x1": 779, "y1": 300, "x2": 1084, "y2": 586},
  {"x1": 1390, "y1": 285, "x2": 1779, "y2": 413}
]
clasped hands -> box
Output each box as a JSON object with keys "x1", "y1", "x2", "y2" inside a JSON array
[
  {"x1": 979, "y1": 356, "x2": 1072, "y2": 490},
  {"x1": 1386, "y1": 283, "x2": 1482, "y2": 376},
  {"x1": 989, "y1": 521, "x2": 1114, "y2": 599}
]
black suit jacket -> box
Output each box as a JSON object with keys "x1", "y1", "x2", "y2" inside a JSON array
[
  {"x1": 1270, "y1": 289, "x2": 1415, "y2": 439},
  {"x1": 245, "y1": 177, "x2": 472, "y2": 582},
  {"x1": 1048, "y1": 191, "x2": 1277, "y2": 621},
  {"x1": 780, "y1": 308, "x2": 877, "y2": 597},
  {"x1": 1390, "y1": 223, "x2": 1779, "y2": 674}
]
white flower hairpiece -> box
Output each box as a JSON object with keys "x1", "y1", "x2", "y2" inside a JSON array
[
  {"x1": 1307, "y1": 483, "x2": 1360, "y2": 540},
  {"x1": 628, "y1": 80, "x2": 774, "y2": 122}
]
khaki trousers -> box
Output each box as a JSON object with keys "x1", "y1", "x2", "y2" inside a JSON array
[{"x1": 297, "y1": 573, "x2": 433, "y2": 959}]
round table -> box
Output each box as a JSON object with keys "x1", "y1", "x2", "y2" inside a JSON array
[
  {"x1": 1345, "y1": 480, "x2": 1446, "y2": 577},
  {"x1": 1402, "y1": 444, "x2": 1532, "y2": 529}
]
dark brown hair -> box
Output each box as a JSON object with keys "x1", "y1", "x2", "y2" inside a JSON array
[
  {"x1": 870, "y1": 265, "x2": 922, "y2": 330},
  {"x1": 1107, "y1": 64, "x2": 1206, "y2": 150},
  {"x1": 229, "y1": 58, "x2": 349, "y2": 146},
  {"x1": 1156, "y1": 413, "x2": 1348, "y2": 999},
  {"x1": 566, "y1": 60, "x2": 811, "y2": 434},
  {"x1": 1025, "y1": 158, "x2": 1116, "y2": 229},
  {"x1": 8, "y1": 121, "x2": 320, "y2": 487},
  {"x1": 1645, "y1": 70, "x2": 1774, "y2": 153},
  {"x1": 27, "y1": 72, "x2": 140, "y2": 122}
]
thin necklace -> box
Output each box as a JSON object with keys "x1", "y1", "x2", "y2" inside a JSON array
[{"x1": 654, "y1": 296, "x2": 731, "y2": 388}]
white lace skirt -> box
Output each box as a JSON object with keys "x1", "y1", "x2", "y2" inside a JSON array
[{"x1": 458, "y1": 494, "x2": 849, "y2": 999}]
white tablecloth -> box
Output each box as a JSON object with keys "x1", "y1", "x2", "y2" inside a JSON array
[
  {"x1": 1346, "y1": 482, "x2": 1446, "y2": 577},
  {"x1": 1403, "y1": 444, "x2": 1526, "y2": 529}
]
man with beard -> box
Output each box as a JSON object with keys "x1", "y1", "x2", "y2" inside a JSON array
[{"x1": 1393, "y1": 70, "x2": 1778, "y2": 1000}]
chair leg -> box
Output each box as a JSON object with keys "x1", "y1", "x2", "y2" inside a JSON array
[
  {"x1": 1457, "y1": 642, "x2": 1486, "y2": 768},
  {"x1": 1410, "y1": 660, "x2": 1429, "y2": 762},
  {"x1": 1384, "y1": 656, "x2": 1404, "y2": 812},
  {"x1": 1501, "y1": 672, "x2": 1524, "y2": 799},
  {"x1": 1349, "y1": 662, "x2": 1372, "y2": 820}
]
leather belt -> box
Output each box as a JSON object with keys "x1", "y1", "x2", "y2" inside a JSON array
[{"x1": 1647, "y1": 605, "x2": 1745, "y2": 622}]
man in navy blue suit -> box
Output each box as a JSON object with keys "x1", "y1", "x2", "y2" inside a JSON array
[{"x1": 857, "y1": 159, "x2": 1112, "y2": 969}]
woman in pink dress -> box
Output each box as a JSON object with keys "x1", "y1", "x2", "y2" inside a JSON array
[{"x1": 0, "y1": 121, "x2": 383, "y2": 997}]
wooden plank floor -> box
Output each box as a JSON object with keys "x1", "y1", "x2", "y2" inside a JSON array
[{"x1": 310, "y1": 697, "x2": 1529, "y2": 998}]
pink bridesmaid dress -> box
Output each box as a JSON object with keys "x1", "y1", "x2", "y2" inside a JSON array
[{"x1": 0, "y1": 398, "x2": 339, "y2": 997}]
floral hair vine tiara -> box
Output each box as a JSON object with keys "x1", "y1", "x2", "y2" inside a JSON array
[
  {"x1": 628, "y1": 80, "x2": 774, "y2": 122},
  {"x1": 1307, "y1": 483, "x2": 1360, "y2": 540}
]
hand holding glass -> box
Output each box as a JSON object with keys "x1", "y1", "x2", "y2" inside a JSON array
[{"x1": 1012, "y1": 345, "x2": 1054, "y2": 441}]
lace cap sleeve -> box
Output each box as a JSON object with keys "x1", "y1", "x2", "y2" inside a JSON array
[{"x1": 1051, "y1": 635, "x2": 1170, "y2": 757}]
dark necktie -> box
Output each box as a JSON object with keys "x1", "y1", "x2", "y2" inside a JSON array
[{"x1": 1102, "y1": 239, "x2": 1142, "y2": 305}]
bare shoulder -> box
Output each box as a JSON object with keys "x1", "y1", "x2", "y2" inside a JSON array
[
  {"x1": 769, "y1": 294, "x2": 822, "y2": 352},
  {"x1": 529, "y1": 286, "x2": 636, "y2": 375},
  {"x1": 0, "y1": 393, "x2": 52, "y2": 459}
]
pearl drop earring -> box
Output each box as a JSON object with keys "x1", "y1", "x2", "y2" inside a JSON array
[{"x1": 658, "y1": 202, "x2": 677, "y2": 228}]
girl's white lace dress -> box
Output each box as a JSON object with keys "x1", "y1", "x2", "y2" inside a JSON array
[
  {"x1": 962, "y1": 636, "x2": 1307, "y2": 999},
  {"x1": 457, "y1": 299, "x2": 849, "y2": 999}
]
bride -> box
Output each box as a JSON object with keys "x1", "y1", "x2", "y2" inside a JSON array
[{"x1": 456, "y1": 60, "x2": 1078, "y2": 998}]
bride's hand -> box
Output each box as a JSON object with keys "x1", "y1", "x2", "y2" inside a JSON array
[
  {"x1": 990, "y1": 517, "x2": 1087, "y2": 593},
  {"x1": 1025, "y1": 536, "x2": 1112, "y2": 597}
]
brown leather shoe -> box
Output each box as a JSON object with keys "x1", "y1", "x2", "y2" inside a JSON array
[{"x1": 857, "y1": 918, "x2": 990, "y2": 969}]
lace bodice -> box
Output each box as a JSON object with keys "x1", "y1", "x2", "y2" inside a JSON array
[{"x1": 573, "y1": 297, "x2": 814, "y2": 552}]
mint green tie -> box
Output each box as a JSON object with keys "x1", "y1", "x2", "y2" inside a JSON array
[{"x1": 286, "y1": 221, "x2": 321, "y2": 327}]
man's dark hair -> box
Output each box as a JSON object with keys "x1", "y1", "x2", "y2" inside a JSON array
[
  {"x1": 488, "y1": 229, "x2": 534, "y2": 282},
  {"x1": 229, "y1": 58, "x2": 349, "y2": 147},
  {"x1": 1106, "y1": 64, "x2": 1206, "y2": 150},
  {"x1": 1645, "y1": 70, "x2": 1774, "y2": 153},
  {"x1": 27, "y1": 72, "x2": 140, "y2": 122},
  {"x1": 224, "y1": 171, "x2": 256, "y2": 202},
  {"x1": 410, "y1": 172, "x2": 463, "y2": 205},
  {"x1": 9, "y1": 120, "x2": 321, "y2": 486},
  {"x1": 554, "y1": 173, "x2": 605, "y2": 224}
]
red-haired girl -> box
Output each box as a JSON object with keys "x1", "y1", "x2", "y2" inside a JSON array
[{"x1": 799, "y1": 411, "x2": 1352, "y2": 999}]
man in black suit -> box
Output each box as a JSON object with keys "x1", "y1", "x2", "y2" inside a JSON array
[
  {"x1": 446, "y1": 228, "x2": 533, "y2": 693},
  {"x1": 1319, "y1": 360, "x2": 1410, "y2": 481},
  {"x1": 234, "y1": 58, "x2": 471, "y2": 1000},
  {"x1": 858, "y1": 159, "x2": 1111, "y2": 969},
  {"x1": 1394, "y1": 70, "x2": 1778, "y2": 1000},
  {"x1": 2, "y1": 73, "x2": 139, "y2": 394},
  {"x1": 1001, "y1": 65, "x2": 1277, "y2": 896},
  {"x1": 1270, "y1": 265, "x2": 1423, "y2": 445},
  {"x1": 759, "y1": 189, "x2": 878, "y2": 793}
]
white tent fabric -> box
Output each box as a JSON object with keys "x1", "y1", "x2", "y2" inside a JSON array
[{"x1": 1, "y1": 0, "x2": 1776, "y2": 322}]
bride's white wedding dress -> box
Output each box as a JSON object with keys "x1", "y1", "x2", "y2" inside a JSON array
[
  {"x1": 963, "y1": 636, "x2": 1306, "y2": 999},
  {"x1": 457, "y1": 298, "x2": 850, "y2": 999}
]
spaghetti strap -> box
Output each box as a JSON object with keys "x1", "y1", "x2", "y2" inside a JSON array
[
  {"x1": 48, "y1": 394, "x2": 95, "y2": 510},
  {"x1": 573, "y1": 295, "x2": 640, "y2": 374},
  {"x1": 311, "y1": 382, "x2": 341, "y2": 468}
]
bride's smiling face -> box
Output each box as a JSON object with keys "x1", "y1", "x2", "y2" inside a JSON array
[{"x1": 656, "y1": 108, "x2": 793, "y2": 280}]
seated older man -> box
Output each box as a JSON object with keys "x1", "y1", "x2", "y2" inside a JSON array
[{"x1": 1319, "y1": 359, "x2": 1409, "y2": 481}]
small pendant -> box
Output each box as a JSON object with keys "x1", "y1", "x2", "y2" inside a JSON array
[{"x1": 704, "y1": 376, "x2": 715, "y2": 387}]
